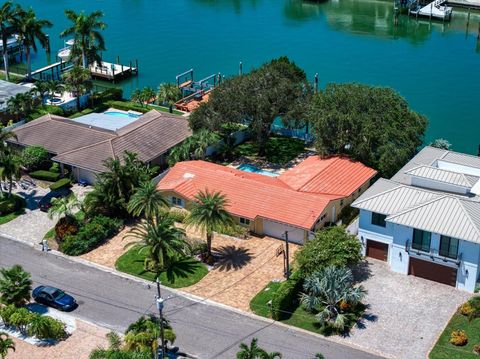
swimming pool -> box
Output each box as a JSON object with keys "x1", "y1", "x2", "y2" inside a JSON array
[
  {"x1": 237, "y1": 164, "x2": 279, "y2": 177},
  {"x1": 104, "y1": 111, "x2": 141, "y2": 118}
]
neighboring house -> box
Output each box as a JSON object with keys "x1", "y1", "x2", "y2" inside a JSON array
[
  {"x1": 0, "y1": 80, "x2": 31, "y2": 116},
  {"x1": 157, "y1": 155, "x2": 376, "y2": 244},
  {"x1": 352, "y1": 146, "x2": 480, "y2": 292},
  {"x1": 8, "y1": 110, "x2": 191, "y2": 184}
]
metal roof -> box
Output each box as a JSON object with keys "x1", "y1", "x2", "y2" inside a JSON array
[
  {"x1": 405, "y1": 165, "x2": 479, "y2": 188},
  {"x1": 387, "y1": 196, "x2": 480, "y2": 244}
]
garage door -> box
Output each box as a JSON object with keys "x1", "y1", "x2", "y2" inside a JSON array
[
  {"x1": 408, "y1": 257, "x2": 457, "y2": 287},
  {"x1": 263, "y1": 220, "x2": 305, "y2": 244},
  {"x1": 366, "y1": 240, "x2": 388, "y2": 261}
]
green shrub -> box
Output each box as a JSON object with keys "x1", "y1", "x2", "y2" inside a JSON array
[
  {"x1": 20, "y1": 146, "x2": 50, "y2": 171},
  {"x1": 221, "y1": 224, "x2": 249, "y2": 239},
  {"x1": 295, "y1": 226, "x2": 362, "y2": 277},
  {"x1": 28, "y1": 314, "x2": 68, "y2": 340},
  {"x1": 49, "y1": 178, "x2": 71, "y2": 191},
  {"x1": 28, "y1": 105, "x2": 64, "y2": 120},
  {"x1": 96, "y1": 88, "x2": 123, "y2": 102},
  {"x1": 0, "y1": 304, "x2": 17, "y2": 327},
  {"x1": 60, "y1": 215, "x2": 123, "y2": 256},
  {"x1": 0, "y1": 194, "x2": 25, "y2": 215},
  {"x1": 338, "y1": 206, "x2": 359, "y2": 226},
  {"x1": 167, "y1": 208, "x2": 188, "y2": 223},
  {"x1": 106, "y1": 100, "x2": 149, "y2": 114},
  {"x1": 29, "y1": 170, "x2": 60, "y2": 181},
  {"x1": 10, "y1": 307, "x2": 34, "y2": 335},
  {"x1": 49, "y1": 162, "x2": 60, "y2": 173},
  {"x1": 271, "y1": 271, "x2": 303, "y2": 320}
]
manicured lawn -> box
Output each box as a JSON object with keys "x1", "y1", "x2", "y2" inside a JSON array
[
  {"x1": 234, "y1": 135, "x2": 307, "y2": 164},
  {"x1": 250, "y1": 281, "x2": 365, "y2": 337},
  {"x1": 0, "y1": 210, "x2": 24, "y2": 225},
  {"x1": 115, "y1": 246, "x2": 208, "y2": 288},
  {"x1": 430, "y1": 312, "x2": 480, "y2": 359}
]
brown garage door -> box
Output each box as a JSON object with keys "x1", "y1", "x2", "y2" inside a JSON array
[
  {"x1": 366, "y1": 240, "x2": 388, "y2": 261},
  {"x1": 408, "y1": 257, "x2": 457, "y2": 287}
]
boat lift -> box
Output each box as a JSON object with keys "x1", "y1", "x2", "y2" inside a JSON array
[
  {"x1": 174, "y1": 68, "x2": 219, "y2": 112},
  {"x1": 409, "y1": 0, "x2": 453, "y2": 20}
]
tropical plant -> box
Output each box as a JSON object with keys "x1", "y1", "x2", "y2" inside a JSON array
[
  {"x1": 0, "y1": 1, "x2": 21, "y2": 81},
  {"x1": 61, "y1": 9, "x2": 106, "y2": 68},
  {"x1": 19, "y1": 145, "x2": 49, "y2": 171},
  {"x1": 127, "y1": 181, "x2": 169, "y2": 219},
  {"x1": 300, "y1": 266, "x2": 366, "y2": 332},
  {"x1": 0, "y1": 265, "x2": 32, "y2": 306},
  {"x1": 0, "y1": 127, "x2": 17, "y2": 151},
  {"x1": 48, "y1": 193, "x2": 80, "y2": 240},
  {"x1": 131, "y1": 87, "x2": 156, "y2": 107},
  {"x1": 0, "y1": 332, "x2": 15, "y2": 359},
  {"x1": 429, "y1": 138, "x2": 451, "y2": 150},
  {"x1": 33, "y1": 80, "x2": 50, "y2": 103},
  {"x1": 9, "y1": 307, "x2": 33, "y2": 335},
  {"x1": 0, "y1": 148, "x2": 21, "y2": 197},
  {"x1": 157, "y1": 83, "x2": 181, "y2": 113},
  {"x1": 0, "y1": 305, "x2": 16, "y2": 327},
  {"x1": 294, "y1": 226, "x2": 362, "y2": 277},
  {"x1": 124, "y1": 315, "x2": 175, "y2": 356},
  {"x1": 236, "y1": 338, "x2": 281, "y2": 359},
  {"x1": 15, "y1": 8, "x2": 52, "y2": 79},
  {"x1": 63, "y1": 65, "x2": 92, "y2": 111},
  {"x1": 126, "y1": 214, "x2": 190, "y2": 275},
  {"x1": 6, "y1": 92, "x2": 34, "y2": 120},
  {"x1": 184, "y1": 189, "x2": 234, "y2": 262},
  {"x1": 167, "y1": 129, "x2": 220, "y2": 166}
]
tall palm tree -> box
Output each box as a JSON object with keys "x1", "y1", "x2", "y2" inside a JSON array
[
  {"x1": 157, "y1": 83, "x2": 181, "y2": 113},
  {"x1": 61, "y1": 10, "x2": 106, "y2": 68},
  {"x1": 0, "y1": 332, "x2": 15, "y2": 359},
  {"x1": 300, "y1": 266, "x2": 366, "y2": 332},
  {"x1": 45, "y1": 80, "x2": 64, "y2": 100},
  {"x1": 127, "y1": 181, "x2": 169, "y2": 219},
  {"x1": 0, "y1": 1, "x2": 21, "y2": 82},
  {"x1": 124, "y1": 317, "x2": 175, "y2": 356},
  {"x1": 141, "y1": 87, "x2": 156, "y2": 105},
  {"x1": 15, "y1": 8, "x2": 52, "y2": 79},
  {"x1": 184, "y1": 189, "x2": 234, "y2": 261},
  {"x1": 0, "y1": 265, "x2": 32, "y2": 307},
  {"x1": 126, "y1": 214, "x2": 190, "y2": 275},
  {"x1": 6, "y1": 92, "x2": 33, "y2": 120},
  {"x1": 236, "y1": 338, "x2": 281, "y2": 359},
  {"x1": 0, "y1": 148, "x2": 20, "y2": 197},
  {"x1": 33, "y1": 79, "x2": 49, "y2": 104},
  {"x1": 63, "y1": 65, "x2": 92, "y2": 111}
]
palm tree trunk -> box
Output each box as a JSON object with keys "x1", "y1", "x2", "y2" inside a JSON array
[
  {"x1": 206, "y1": 232, "x2": 213, "y2": 257},
  {"x1": 26, "y1": 46, "x2": 32, "y2": 80},
  {"x1": 8, "y1": 178, "x2": 12, "y2": 197},
  {"x1": 2, "y1": 35, "x2": 9, "y2": 82},
  {"x1": 169, "y1": 104, "x2": 173, "y2": 113},
  {"x1": 81, "y1": 49, "x2": 87, "y2": 69},
  {"x1": 75, "y1": 89, "x2": 81, "y2": 111}
]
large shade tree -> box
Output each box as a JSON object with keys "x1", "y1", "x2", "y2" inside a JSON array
[
  {"x1": 184, "y1": 189, "x2": 234, "y2": 262},
  {"x1": 15, "y1": 8, "x2": 52, "y2": 79},
  {"x1": 308, "y1": 83, "x2": 428, "y2": 178},
  {"x1": 0, "y1": 1, "x2": 21, "y2": 81},
  {"x1": 189, "y1": 57, "x2": 310, "y2": 156},
  {"x1": 61, "y1": 9, "x2": 106, "y2": 68}
]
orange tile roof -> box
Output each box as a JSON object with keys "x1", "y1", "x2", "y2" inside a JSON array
[
  {"x1": 278, "y1": 155, "x2": 377, "y2": 196},
  {"x1": 158, "y1": 161, "x2": 346, "y2": 230}
]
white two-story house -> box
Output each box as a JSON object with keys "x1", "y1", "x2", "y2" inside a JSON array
[{"x1": 352, "y1": 146, "x2": 480, "y2": 292}]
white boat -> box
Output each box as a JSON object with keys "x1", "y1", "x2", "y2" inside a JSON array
[{"x1": 57, "y1": 39, "x2": 74, "y2": 61}]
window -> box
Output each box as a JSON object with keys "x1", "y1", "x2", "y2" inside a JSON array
[
  {"x1": 371, "y1": 212, "x2": 386, "y2": 227},
  {"x1": 171, "y1": 196, "x2": 183, "y2": 207},
  {"x1": 240, "y1": 217, "x2": 250, "y2": 225},
  {"x1": 439, "y1": 235, "x2": 459, "y2": 259},
  {"x1": 412, "y1": 229, "x2": 431, "y2": 252}
]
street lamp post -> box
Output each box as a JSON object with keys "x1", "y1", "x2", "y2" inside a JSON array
[{"x1": 156, "y1": 278, "x2": 166, "y2": 359}]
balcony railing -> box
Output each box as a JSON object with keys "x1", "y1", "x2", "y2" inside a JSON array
[{"x1": 405, "y1": 240, "x2": 462, "y2": 266}]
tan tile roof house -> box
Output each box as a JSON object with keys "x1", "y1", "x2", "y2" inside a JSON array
[{"x1": 9, "y1": 110, "x2": 192, "y2": 184}]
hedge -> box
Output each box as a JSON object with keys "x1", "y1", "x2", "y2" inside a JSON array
[
  {"x1": 0, "y1": 194, "x2": 26, "y2": 215},
  {"x1": 49, "y1": 178, "x2": 71, "y2": 191},
  {"x1": 106, "y1": 100, "x2": 182, "y2": 115},
  {"x1": 60, "y1": 215, "x2": 123, "y2": 256},
  {"x1": 29, "y1": 170, "x2": 61, "y2": 182},
  {"x1": 271, "y1": 271, "x2": 303, "y2": 320},
  {"x1": 20, "y1": 146, "x2": 50, "y2": 171}
]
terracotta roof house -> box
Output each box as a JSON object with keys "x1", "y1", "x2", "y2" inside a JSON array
[
  {"x1": 9, "y1": 110, "x2": 191, "y2": 184},
  {"x1": 157, "y1": 156, "x2": 377, "y2": 244},
  {"x1": 352, "y1": 146, "x2": 480, "y2": 292}
]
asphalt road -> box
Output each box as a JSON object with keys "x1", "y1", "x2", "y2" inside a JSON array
[{"x1": 0, "y1": 238, "x2": 383, "y2": 359}]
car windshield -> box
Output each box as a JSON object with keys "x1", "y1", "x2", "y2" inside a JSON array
[{"x1": 52, "y1": 289, "x2": 65, "y2": 300}]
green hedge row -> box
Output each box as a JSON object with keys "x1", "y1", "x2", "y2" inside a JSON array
[
  {"x1": 60, "y1": 215, "x2": 123, "y2": 256},
  {"x1": 29, "y1": 170, "x2": 61, "y2": 182},
  {"x1": 270, "y1": 271, "x2": 303, "y2": 320},
  {"x1": 49, "y1": 178, "x2": 71, "y2": 191}
]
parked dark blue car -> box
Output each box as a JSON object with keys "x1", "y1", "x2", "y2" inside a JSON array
[{"x1": 32, "y1": 286, "x2": 77, "y2": 311}]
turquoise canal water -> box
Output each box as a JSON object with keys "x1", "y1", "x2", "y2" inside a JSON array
[{"x1": 15, "y1": 0, "x2": 480, "y2": 153}]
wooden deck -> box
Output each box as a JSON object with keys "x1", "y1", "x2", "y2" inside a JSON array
[
  {"x1": 89, "y1": 61, "x2": 138, "y2": 82},
  {"x1": 175, "y1": 90, "x2": 211, "y2": 112}
]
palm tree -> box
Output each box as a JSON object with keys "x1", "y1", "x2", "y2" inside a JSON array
[
  {"x1": 124, "y1": 316, "x2": 175, "y2": 356},
  {"x1": 61, "y1": 10, "x2": 106, "y2": 68},
  {"x1": 236, "y1": 338, "x2": 281, "y2": 359},
  {"x1": 300, "y1": 266, "x2": 367, "y2": 332},
  {"x1": 63, "y1": 65, "x2": 92, "y2": 111},
  {"x1": 6, "y1": 92, "x2": 33, "y2": 120},
  {"x1": 48, "y1": 193, "x2": 79, "y2": 220},
  {"x1": 157, "y1": 83, "x2": 181, "y2": 113},
  {"x1": 0, "y1": 332, "x2": 15, "y2": 359},
  {"x1": 45, "y1": 80, "x2": 64, "y2": 100},
  {"x1": 0, "y1": 127, "x2": 16, "y2": 148},
  {"x1": 0, "y1": 1, "x2": 21, "y2": 82},
  {"x1": 191, "y1": 130, "x2": 220, "y2": 160},
  {"x1": 0, "y1": 148, "x2": 20, "y2": 197},
  {"x1": 0, "y1": 265, "x2": 32, "y2": 307},
  {"x1": 127, "y1": 181, "x2": 169, "y2": 219},
  {"x1": 15, "y1": 8, "x2": 52, "y2": 79},
  {"x1": 126, "y1": 214, "x2": 190, "y2": 275},
  {"x1": 141, "y1": 87, "x2": 156, "y2": 105},
  {"x1": 130, "y1": 88, "x2": 143, "y2": 107},
  {"x1": 184, "y1": 189, "x2": 234, "y2": 261},
  {"x1": 33, "y1": 80, "x2": 49, "y2": 104}
]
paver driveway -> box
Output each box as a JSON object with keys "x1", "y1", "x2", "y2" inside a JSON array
[{"x1": 338, "y1": 259, "x2": 471, "y2": 359}]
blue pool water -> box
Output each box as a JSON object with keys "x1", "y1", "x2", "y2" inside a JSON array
[
  {"x1": 237, "y1": 164, "x2": 279, "y2": 177},
  {"x1": 104, "y1": 111, "x2": 141, "y2": 118}
]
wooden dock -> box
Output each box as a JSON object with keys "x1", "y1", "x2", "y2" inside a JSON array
[
  {"x1": 89, "y1": 61, "x2": 138, "y2": 82},
  {"x1": 31, "y1": 60, "x2": 72, "y2": 81}
]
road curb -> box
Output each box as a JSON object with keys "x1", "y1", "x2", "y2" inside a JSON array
[{"x1": 1, "y1": 234, "x2": 387, "y2": 359}]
